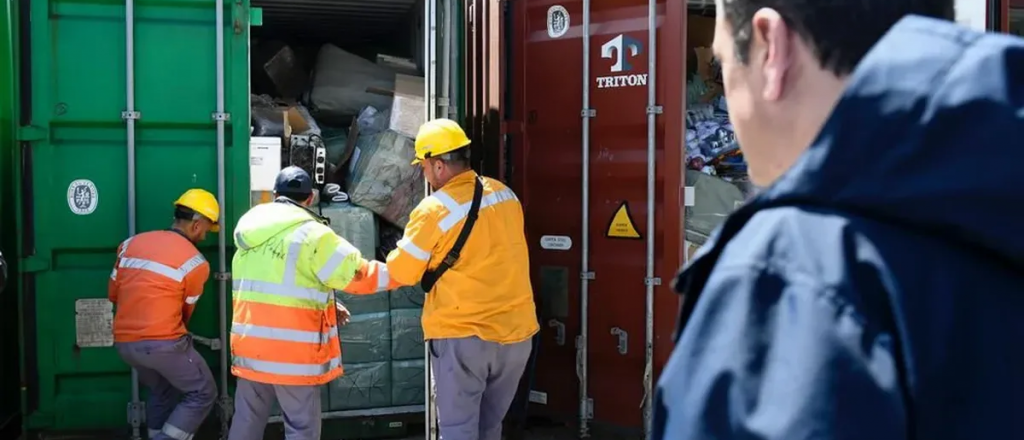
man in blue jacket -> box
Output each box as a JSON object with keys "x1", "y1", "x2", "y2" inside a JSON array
[{"x1": 655, "y1": 1, "x2": 1024, "y2": 439}]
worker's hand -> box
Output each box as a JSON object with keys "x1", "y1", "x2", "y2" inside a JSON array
[{"x1": 336, "y1": 301, "x2": 351, "y2": 326}]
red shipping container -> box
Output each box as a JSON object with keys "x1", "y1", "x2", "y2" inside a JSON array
[{"x1": 501, "y1": 0, "x2": 692, "y2": 435}]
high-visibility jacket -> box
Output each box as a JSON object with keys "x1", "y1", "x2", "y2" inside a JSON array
[
  {"x1": 108, "y1": 230, "x2": 210, "y2": 343},
  {"x1": 230, "y1": 201, "x2": 398, "y2": 386},
  {"x1": 348, "y1": 171, "x2": 539, "y2": 344}
]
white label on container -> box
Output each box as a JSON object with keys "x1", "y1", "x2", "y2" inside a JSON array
[
  {"x1": 67, "y1": 179, "x2": 99, "y2": 215},
  {"x1": 75, "y1": 298, "x2": 113, "y2": 348},
  {"x1": 684, "y1": 186, "x2": 695, "y2": 207},
  {"x1": 540, "y1": 235, "x2": 572, "y2": 250},
  {"x1": 547, "y1": 6, "x2": 570, "y2": 39},
  {"x1": 388, "y1": 422, "x2": 404, "y2": 428},
  {"x1": 529, "y1": 390, "x2": 548, "y2": 404}
]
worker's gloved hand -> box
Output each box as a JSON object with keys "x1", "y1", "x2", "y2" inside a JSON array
[{"x1": 335, "y1": 300, "x2": 351, "y2": 326}]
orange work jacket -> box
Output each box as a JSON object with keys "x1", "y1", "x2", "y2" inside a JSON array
[{"x1": 108, "y1": 230, "x2": 210, "y2": 343}]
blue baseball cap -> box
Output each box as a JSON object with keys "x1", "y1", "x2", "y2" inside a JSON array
[{"x1": 274, "y1": 166, "x2": 314, "y2": 199}]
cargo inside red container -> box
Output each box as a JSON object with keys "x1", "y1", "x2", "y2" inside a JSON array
[{"x1": 505, "y1": 0, "x2": 752, "y2": 437}]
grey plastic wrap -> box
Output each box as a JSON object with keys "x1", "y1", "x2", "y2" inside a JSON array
[
  {"x1": 390, "y1": 308, "x2": 424, "y2": 361},
  {"x1": 309, "y1": 44, "x2": 395, "y2": 126},
  {"x1": 251, "y1": 94, "x2": 284, "y2": 137},
  {"x1": 322, "y1": 203, "x2": 389, "y2": 313},
  {"x1": 389, "y1": 285, "x2": 425, "y2": 309},
  {"x1": 684, "y1": 169, "x2": 746, "y2": 245},
  {"x1": 391, "y1": 360, "x2": 426, "y2": 406},
  {"x1": 327, "y1": 362, "x2": 392, "y2": 410},
  {"x1": 338, "y1": 312, "x2": 391, "y2": 363},
  {"x1": 346, "y1": 130, "x2": 425, "y2": 227}
]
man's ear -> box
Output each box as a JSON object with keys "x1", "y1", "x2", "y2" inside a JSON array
[{"x1": 753, "y1": 8, "x2": 792, "y2": 101}]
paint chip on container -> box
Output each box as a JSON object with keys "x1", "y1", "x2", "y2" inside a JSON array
[
  {"x1": 540, "y1": 235, "x2": 572, "y2": 250},
  {"x1": 67, "y1": 179, "x2": 99, "y2": 215},
  {"x1": 547, "y1": 5, "x2": 569, "y2": 39},
  {"x1": 75, "y1": 298, "x2": 113, "y2": 348}
]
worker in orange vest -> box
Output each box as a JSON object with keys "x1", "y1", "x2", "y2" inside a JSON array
[
  {"x1": 108, "y1": 189, "x2": 221, "y2": 440},
  {"x1": 227, "y1": 167, "x2": 400, "y2": 440}
]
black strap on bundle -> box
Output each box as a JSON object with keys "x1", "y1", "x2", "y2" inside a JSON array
[{"x1": 421, "y1": 177, "x2": 484, "y2": 292}]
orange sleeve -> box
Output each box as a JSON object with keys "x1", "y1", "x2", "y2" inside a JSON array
[
  {"x1": 342, "y1": 260, "x2": 405, "y2": 294},
  {"x1": 182, "y1": 261, "x2": 210, "y2": 323}
]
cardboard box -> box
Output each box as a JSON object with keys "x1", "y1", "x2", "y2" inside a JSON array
[{"x1": 388, "y1": 74, "x2": 425, "y2": 139}]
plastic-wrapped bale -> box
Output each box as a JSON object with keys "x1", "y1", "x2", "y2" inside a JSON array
[
  {"x1": 327, "y1": 362, "x2": 392, "y2": 411},
  {"x1": 309, "y1": 44, "x2": 395, "y2": 126},
  {"x1": 390, "y1": 308, "x2": 424, "y2": 361},
  {"x1": 684, "y1": 169, "x2": 746, "y2": 246},
  {"x1": 338, "y1": 311, "x2": 391, "y2": 363},
  {"x1": 322, "y1": 202, "x2": 389, "y2": 313},
  {"x1": 391, "y1": 360, "x2": 425, "y2": 406},
  {"x1": 389, "y1": 285, "x2": 425, "y2": 310},
  {"x1": 271, "y1": 386, "x2": 330, "y2": 416},
  {"x1": 347, "y1": 131, "x2": 425, "y2": 228}
]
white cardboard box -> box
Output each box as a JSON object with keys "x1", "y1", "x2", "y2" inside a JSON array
[
  {"x1": 388, "y1": 74, "x2": 425, "y2": 139},
  {"x1": 250, "y1": 136, "x2": 282, "y2": 191}
]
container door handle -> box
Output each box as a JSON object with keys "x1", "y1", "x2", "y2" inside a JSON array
[
  {"x1": 548, "y1": 319, "x2": 566, "y2": 346},
  {"x1": 610, "y1": 327, "x2": 628, "y2": 355}
]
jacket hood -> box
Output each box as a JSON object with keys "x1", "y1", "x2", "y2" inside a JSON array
[
  {"x1": 755, "y1": 15, "x2": 1024, "y2": 267},
  {"x1": 233, "y1": 202, "x2": 317, "y2": 250}
]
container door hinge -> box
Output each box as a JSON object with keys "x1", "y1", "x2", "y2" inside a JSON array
[
  {"x1": 580, "y1": 271, "x2": 595, "y2": 280},
  {"x1": 646, "y1": 105, "x2": 663, "y2": 115},
  {"x1": 581, "y1": 108, "x2": 596, "y2": 118},
  {"x1": 17, "y1": 125, "x2": 47, "y2": 141},
  {"x1": 190, "y1": 333, "x2": 222, "y2": 350},
  {"x1": 584, "y1": 397, "x2": 594, "y2": 419},
  {"x1": 214, "y1": 272, "x2": 232, "y2": 281},
  {"x1": 127, "y1": 401, "x2": 146, "y2": 427},
  {"x1": 437, "y1": 97, "x2": 451, "y2": 107},
  {"x1": 121, "y1": 111, "x2": 141, "y2": 120},
  {"x1": 644, "y1": 277, "x2": 662, "y2": 286},
  {"x1": 212, "y1": 112, "x2": 231, "y2": 122}
]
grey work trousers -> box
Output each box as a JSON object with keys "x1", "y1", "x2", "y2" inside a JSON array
[
  {"x1": 431, "y1": 337, "x2": 533, "y2": 440},
  {"x1": 115, "y1": 336, "x2": 217, "y2": 440},
  {"x1": 227, "y1": 378, "x2": 322, "y2": 440}
]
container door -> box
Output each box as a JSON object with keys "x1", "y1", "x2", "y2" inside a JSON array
[
  {"x1": 515, "y1": 0, "x2": 584, "y2": 425},
  {"x1": 14, "y1": 0, "x2": 250, "y2": 432}
]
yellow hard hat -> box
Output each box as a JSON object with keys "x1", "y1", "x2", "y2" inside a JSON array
[
  {"x1": 174, "y1": 189, "x2": 221, "y2": 232},
  {"x1": 412, "y1": 118, "x2": 471, "y2": 165}
]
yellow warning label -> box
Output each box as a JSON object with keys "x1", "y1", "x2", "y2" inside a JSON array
[{"x1": 606, "y1": 202, "x2": 642, "y2": 239}]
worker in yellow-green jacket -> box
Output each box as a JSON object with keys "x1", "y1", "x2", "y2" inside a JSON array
[
  {"x1": 227, "y1": 166, "x2": 399, "y2": 440},
  {"x1": 346, "y1": 118, "x2": 539, "y2": 440}
]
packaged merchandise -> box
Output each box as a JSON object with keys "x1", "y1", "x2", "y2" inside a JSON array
[
  {"x1": 389, "y1": 308, "x2": 424, "y2": 361},
  {"x1": 347, "y1": 129, "x2": 425, "y2": 228},
  {"x1": 337, "y1": 311, "x2": 391, "y2": 363},
  {"x1": 391, "y1": 360, "x2": 426, "y2": 406},
  {"x1": 309, "y1": 44, "x2": 396, "y2": 126},
  {"x1": 327, "y1": 362, "x2": 392, "y2": 410}
]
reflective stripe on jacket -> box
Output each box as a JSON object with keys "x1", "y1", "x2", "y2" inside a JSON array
[
  {"x1": 108, "y1": 230, "x2": 210, "y2": 343},
  {"x1": 348, "y1": 171, "x2": 539, "y2": 344},
  {"x1": 230, "y1": 201, "x2": 395, "y2": 386}
]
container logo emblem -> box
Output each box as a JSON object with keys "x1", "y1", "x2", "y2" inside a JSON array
[
  {"x1": 67, "y1": 179, "x2": 99, "y2": 215},
  {"x1": 547, "y1": 5, "x2": 570, "y2": 39},
  {"x1": 597, "y1": 34, "x2": 648, "y2": 89}
]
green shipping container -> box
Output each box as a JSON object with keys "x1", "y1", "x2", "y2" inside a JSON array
[{"x1": 1, "y1": 0, "x2": 467, "y2": 437}]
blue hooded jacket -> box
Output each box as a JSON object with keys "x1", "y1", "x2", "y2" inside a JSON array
[{"x1": 654, "y1": 16, "x2": 1024, "y2": 440}]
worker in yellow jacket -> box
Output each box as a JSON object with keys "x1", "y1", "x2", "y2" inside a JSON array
[
  {"x1": 226, "y1": 166, "x2": 398, "y2": 440},
  {"x1": 347, "y1": 119, "x2": 539, "y2": 440}
]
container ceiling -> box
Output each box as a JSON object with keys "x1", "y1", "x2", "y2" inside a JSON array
[{"x1": 253, "y1": 0, "x2": 418, "y2": 45}]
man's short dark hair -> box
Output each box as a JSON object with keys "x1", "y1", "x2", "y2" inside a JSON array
[{"x1": 723, "y1": 0, "x2": 954, "y2": 76}]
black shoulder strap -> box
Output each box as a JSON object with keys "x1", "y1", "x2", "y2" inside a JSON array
[{"x1": 421, "y1": 177, "x2": 484, "y2": 291}]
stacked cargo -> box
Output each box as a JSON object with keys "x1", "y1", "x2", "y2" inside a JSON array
[{"x1": 250, "y1": 42, "x2": 428, "y2": 415}]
